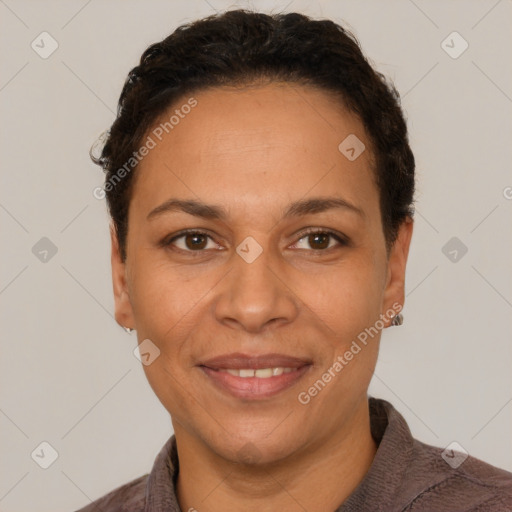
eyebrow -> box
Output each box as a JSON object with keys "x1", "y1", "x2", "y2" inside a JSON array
[{"x1": 147, "y1": 196, "x2": 365, "y2": 221}]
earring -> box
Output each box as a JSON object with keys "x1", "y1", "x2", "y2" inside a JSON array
[
  {"x1": 391, "y1": 313, "x2": 403, "y2": 327},
  {"x1": 124, "y1": 327, "x2": 134, "y2": 333}
]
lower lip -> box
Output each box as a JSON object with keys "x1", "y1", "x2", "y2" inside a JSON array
[{"x1": 200, "y1": 366, "x2": 311, "y2": 400}]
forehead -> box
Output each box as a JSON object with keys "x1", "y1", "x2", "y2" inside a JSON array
[{"x1": 131, "y1": 83, "x2": 379, "y2": 223}]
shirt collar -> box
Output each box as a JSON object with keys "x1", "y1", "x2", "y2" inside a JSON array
[
  {"x1": 336, "y1": 397, "x2": 415, "y2": 511},
  {"x1": 144, "y1": 431, "x2": 181, "y2": 511}
]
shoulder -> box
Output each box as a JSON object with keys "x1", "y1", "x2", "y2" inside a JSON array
[
  {"x1": 403, "y1": 438, "x2": 512, "y2": 511},
  {"x1": 74, "y1": 474, "x2": 148, "y2": 512}
]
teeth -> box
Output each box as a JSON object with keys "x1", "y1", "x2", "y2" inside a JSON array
[
  {"x1": 219, "y1": 367, "x2": 297, "y2": 378},
  {"x1": 255, "y1": 368, "x2": 273, "y2": 378}
]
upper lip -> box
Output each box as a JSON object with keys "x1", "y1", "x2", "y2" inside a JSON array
[{"x1": 199, "y1": 353, "x2": 312, "y2": 370}]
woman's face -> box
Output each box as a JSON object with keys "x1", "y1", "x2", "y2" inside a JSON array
[{"x1": 112, "y1": 83, "x2": 412, "y2": 464}]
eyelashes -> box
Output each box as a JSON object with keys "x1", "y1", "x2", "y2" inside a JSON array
[{"x1": 162, "y1": 227, "x2": 350, "y2": 255}]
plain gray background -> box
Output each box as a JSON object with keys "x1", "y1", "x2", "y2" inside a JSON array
[{"x1": 1, "y1": 0, "x2": 511, "y2": 510}]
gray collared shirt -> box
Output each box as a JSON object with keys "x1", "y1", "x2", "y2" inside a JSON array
[{"x1": 75, "y1": 397, "x2": 512, "y2": 511}]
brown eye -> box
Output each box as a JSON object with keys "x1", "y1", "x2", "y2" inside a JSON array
[
  {"x1": 165, "y1": 231, "x2": 218, "y2": 252},
  {"x1": 292, "y1": 229, "x2": 348, "y2": 252},
  {"x1": 184, "y1": 233, "x2": 208, "y2": 250},
  {"x1": 308, "y1": 233, "x2": 330, "y2": 250}
]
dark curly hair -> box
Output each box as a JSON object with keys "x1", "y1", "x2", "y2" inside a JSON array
[{"x1": 92, "y1": 9, "x2": 415, "y2": 261}]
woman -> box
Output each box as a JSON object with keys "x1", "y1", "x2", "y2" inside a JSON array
[{"x1": 79, "y1": 9, "x2": 512, "y2": 511}]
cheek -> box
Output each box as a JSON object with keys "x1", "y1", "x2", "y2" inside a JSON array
[
  {"x1": 295, "y1": 254, "x2": 385, "y2": 340},
  {"x1": 129, "y1": 258, "x2": 207, "y2": 335},
  {"x1": 130, "y1": 262, "x2": 203, "y2": 415}
]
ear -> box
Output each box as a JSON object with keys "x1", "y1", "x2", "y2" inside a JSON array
[
  {"x1": 111, "y1": 223, "x2": 135, "y2": 330},
  {"x1": 382, "y1": 217, "x2": 414, "y2": 325}
]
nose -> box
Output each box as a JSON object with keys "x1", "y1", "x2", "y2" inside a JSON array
[{"x1": 213, "y1": 245, "x2": 299, "y2": 334}]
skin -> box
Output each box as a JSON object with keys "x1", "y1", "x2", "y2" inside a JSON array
[{"x1": 111, "y1": 82, "x2": 413, "y2": 511}]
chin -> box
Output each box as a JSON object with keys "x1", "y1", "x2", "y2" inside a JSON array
[{"x1": 202, "y1": 424, "x2": 306, "y2": 467}]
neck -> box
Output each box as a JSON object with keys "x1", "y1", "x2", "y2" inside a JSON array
[{"x1": 175, "y1": 399, "x2": 377, "y2": 512}]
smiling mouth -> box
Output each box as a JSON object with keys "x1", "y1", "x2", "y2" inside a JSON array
[{"x1": 198, "y1": 353, "x2": 312, "y2": 400}]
